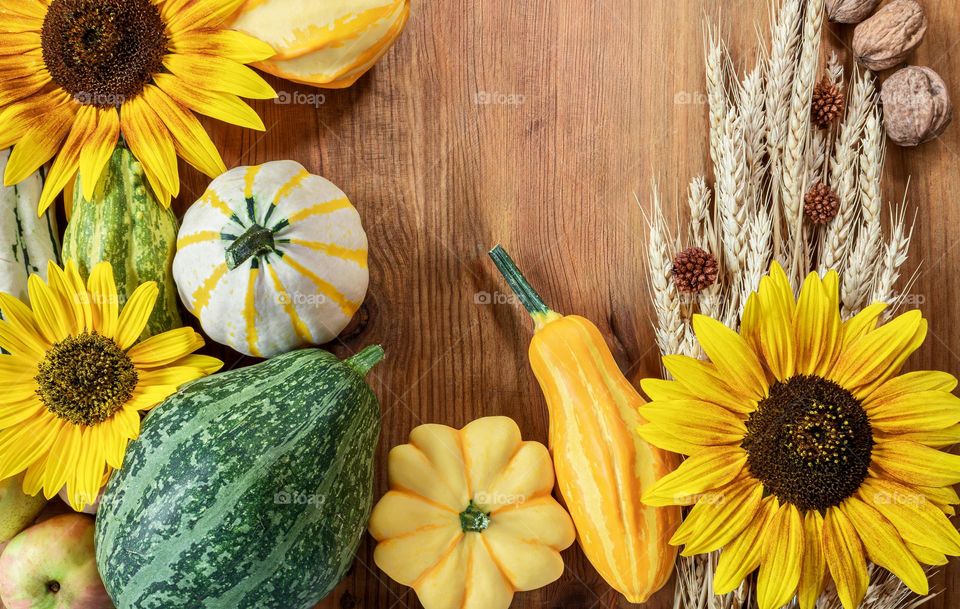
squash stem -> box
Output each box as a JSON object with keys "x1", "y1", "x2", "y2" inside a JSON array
[
  {"x1": 225, "y1": 224, "x2": 275, "y2": 270},
  {"x1": 489, "y1": 246, "x2": 561, "y2": 331},
  {"x1": 346, "y1": 345, "x2": 385, "y2": 376}
]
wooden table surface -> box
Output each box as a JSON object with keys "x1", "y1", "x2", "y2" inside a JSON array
[{"x1": 170, "y1": 1, "x2": 960, "y2": 607}]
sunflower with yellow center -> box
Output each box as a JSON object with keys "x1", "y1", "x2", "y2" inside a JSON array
[
  {"x1": 0, "y1": 0, "x2": 276, "y2": 212},
  {"x1": 639, "y1": 262, "x2": 960, "y2": 609},
  {"x1": 0, "y1": 260, "x2": 222, "y2": 510}
]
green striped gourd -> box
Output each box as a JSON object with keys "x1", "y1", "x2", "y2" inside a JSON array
[
  {"x1": 0, "y1": 148, "x2": 60, "y2": 302},
  {"x1": 62, "y1": 145, "x2": 182, "y2": 336},
  {"x1": 95, "y1": 346, "x2": 385, "y2": 609},
  {"x1": 172, "y1": 160, "x2": 369, "y2": 358}
]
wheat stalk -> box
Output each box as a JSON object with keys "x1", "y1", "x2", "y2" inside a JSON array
[
  {"x1": 765, "y1": 0, "x2": 803, "y2": 204},
  {"x1": 706, "y1": 26, "x2": 728, "y2": 174},
  {"x1": 872, "y1": 200, "x2": 915, "y2": 313},
  {"x1": 740, "y1": 64, "x2": 767, "y2": 210},
  {"x1": 644, "y1": 187, "x2": 685, "y2": 356},
  {"x1": 820, "y1": 69, "x2": 874, "y2": 273},
  {"x1": 780, "y1": 0, "x2": 824, "y2": 282},
  {"x1": 688, "y1": 176, "x2": 713, "y2": 249},
  {"x1": 814, "y1": 565, "x2": 938, "y2": 609},
  {"x1": 841, "y1": 106, "x2": 885, "y2": 315}
]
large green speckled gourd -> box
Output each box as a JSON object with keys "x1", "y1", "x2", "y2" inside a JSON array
[
  {"x1": 62, "y1": 144, "x2": 181, "y2": 336},
  {"x1": 95, "y1": 346, "x2": 384, "y2": 609}
]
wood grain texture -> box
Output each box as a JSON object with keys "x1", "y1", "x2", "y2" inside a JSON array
[{"x1": 170, "y1": 0, "x2": 960, "y2": 607}]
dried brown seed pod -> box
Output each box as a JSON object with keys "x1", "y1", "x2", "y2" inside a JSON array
[
  {"x1": 671, "y1": 247, "x2": 719, "y2": 294},
  {"x1": 881, "y1": 66, "x2": 953, "y2": 146},
  {"x1": 826, "y1": 0, "x2": 882, "y2": 24},
  {"x1": 804, "y1": 182, "x2": 841, "y2": 225},
  {"x1": 853, "y1": 0, "x2": 927, "y2": 71},
  {"x1": 812, "y1": 78, "x2": 846, "y2": 128}
]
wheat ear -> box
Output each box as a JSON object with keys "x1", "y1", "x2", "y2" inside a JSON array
[
  {"x1": 841, "y1": 106, "x2": 885, "y2": 315},
  {"x1": 819, "y1": 69, "x2": 874, "y2": 273},
  {"x1": 872, "y1": 200, "x2": 915, "y2": 313},
  {"x1": 644, "y1": 187, "x2": 684, "y2": 356}
]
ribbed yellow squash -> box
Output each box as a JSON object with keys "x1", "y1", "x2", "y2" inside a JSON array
[
  {"x1": 230, "y1": 0, "x2": 410, "y2": 88},
  {"x1": 368, "y1": 417, "x2": 576, "y2": 609},
  {"x1": 172, "y1": 161, "x2": 368, "y2": 358},
  {"x1": 489, "y1": 246, "x2": 681, "y2": 604}
]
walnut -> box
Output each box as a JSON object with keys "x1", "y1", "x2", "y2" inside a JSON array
[
  {"x1": 881, "y1": 66, "x2": 953, "y2": 146},
  {"x1": 853, "y1": 0, "x2": 927, "y2": 71},
  {"x1": 826, "y1": 0, "x2": 882, "y2": 24}
]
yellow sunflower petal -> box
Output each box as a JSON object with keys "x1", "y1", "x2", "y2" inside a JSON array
[
  {"x1": 635, "y1": 423, "x2": 703, "y2": 456},
  {"x1": 42, "y1": 423, "x2": 81, "y2": 500},
  {"x1": 127, "y1": 326, "x2": 205, "y2": 368},
  {"x1": 822, "y1": 505, "x2": 869, "y2": 609},
  {"x1": 864, "y1": 370, "x2": 958, "y2": 406},
  {"x1": 756, "y1": 502, "x2": 803, "y2": 609},
  {"x1": 37, "y1": 104, "x2": 99, "y2": 216},
  {"x1": 0, "y1": 71, "x2": 50, "y2": 107},
  {"x1": 139, "y1": 158, "x2": 173, "y2": 208},
  {"x1": 868, "y1": 390, "x2": 960, "y2": 433},
  {"x1": 794, "y1": 270, "x2": 842, "y2": 377},
  {"x1": 27, "y1": 273, "x2": 71, "y2": 343},
  {"x1": 153, "y1": 73, "x2": 266, "y2": 131},
  {"x1": 872, "y1": 440, "x2": 960, "y2": 488},
  {"x1": 77, "y1": 107, "x2": 120, "y2": 200},
  {"x1": 0, "y1": 292, "x2": 40, "y2": 337},
  {"x1": 839, "y1": 302, "x2": 887, "y2": 351},
  {"x1": 0, "y1": 88, "x2": 71, "y2": 149},
  {"x1": 140, "y1": 85, "x2": 226, "y2": 178},
  {"x1": 137, "y1": 363, "x2": 217, "y2": 387},
  {"x1": 642, "y1": 446, "x2": 747, "y2": 507},
  {"x1": 859, "y1": 478, "x2": 960, "y2": 555},
  {"x1": 0, "y1": 31, "x2": 40, "y2": 55},
  {"x1": 87, "y1": 261, "x2": 119, "y2": 338},
  {"x1": 71, "y1": 426, "x2": 106, "y2": 509},
  {"x1": 756, "y1": 264, "x2": 797, "y2": 381},
  {"x1": 0, "y1": 412, "x2": 58, "y2": 479},
  {"x1": 915, "y1": 484, "x2": 960, "y2": 513},
  {"x1": 167, "y1": 0, "x2": 248, "y2": 31},
  {"x1": 0, "y1": 0, "x2": 46, "y2": 20},
  {"x1": 907, "y1": 542, "x2": 948, "y2": 566},
  {"x1": 831, "y1": 310, "x2": 926, "y2": 394},
  {"x1": 112, "y1": 407, "x2": 141, "y2": 440},
  {"x1": 714, "y1": 495, "x2": 779, "y2": 595},
  {"x1": 168, "y1": 28, "x2": 276, "y2": 63},
  {"x1": 168, "y1": 353, "x2": 224, "y2": 375},
  {"x1": 120, "y1": 94, "x2": 180, "y2": 198},
  {"x1": 672, "y1": 477, "x2": 763, "y2": 555},
  {"x1": 4, "y1": 103, "x2": 75, "y2": 186},
  {"x1": 842, "y1": 496, "x2": 928, "y2": 594},
  {"x1": 63, "y1": 260, "x2": 93, "y2": 333},
  {"x1": 163, "y1": 53, "x2": 275, "y2": 100},
  {"x1": 0, "y1": 397, "x2": 45, "y2": 428},
  {"x1": 22, "y1": 451, "x2": 48, "y2": 496},
  {"x1": 640, "y1": 377, "x2": 693, "y2": 401},
  {"x1": 740, "y1": 288, "x2": 762, "y2": 355},
  {"x1": 798, "y1": 510, "x2": 826, "y2": 609},
  {"x1": 661, "y1": 355, "x2": 757, "y2": 413},
  {"x1": 692, "y1": 314, "x2": 767, "y2": 400},
  {"x1": 114, "y1": 281, "x2": 159, "y2": 350},
  {"x1": 125, "y1": 384, "x2": 178, "y2": 412},
  {"x1": 0, "y1": 320, "x2": 47, "y2": 359},
  {"x1": 640, "y1": 400, "x2": 746, "y2": 446}
]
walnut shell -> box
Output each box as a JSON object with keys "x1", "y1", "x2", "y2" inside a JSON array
[
  {"x1": 853, "y1": 0, "x2": 927, "y2": 71},
  {"x1": 826, "y1": 0, "x2": 882, "y2": 24},
  {"x1": 881, "y1": 66, "x2": 953, "y2": 146}
]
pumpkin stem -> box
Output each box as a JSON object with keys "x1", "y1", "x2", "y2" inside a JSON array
[
  {"x1": 488, "y1": 245, "x2": 561, "y2": 330},
  {"x1": 346, "y1": 345, "x2": 384, "y2": 376},
  {"x1": 225, "y1": 224, "x2": 275, "y2": 270},
  {"x1": 459, "y1": 501, "x2": 491, "y2": 533}
]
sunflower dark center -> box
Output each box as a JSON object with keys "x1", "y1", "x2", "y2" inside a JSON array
[
  {"x1": 742, "y1": 374, "x2": 873, "y2": 511},
  {"x1": 35, "y1": 333, "x2": 138, "y2": 426},
  {"x1": 41, "y1": 0, "x2": 168, "y2": 107}
]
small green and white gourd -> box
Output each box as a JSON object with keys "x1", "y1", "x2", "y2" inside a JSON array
[
  {"x1": 0, "y1": 148, "x2": 61, "y2": 303},
  {"x1": 173, "y1": 160, "x2": 369, "y2": 358},
  {"x1": 62, "y1": 144, "x2": 182, "y2": 336}
]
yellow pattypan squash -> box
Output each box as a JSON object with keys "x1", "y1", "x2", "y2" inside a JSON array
[
  {"x1": 230, "y1": 0, "x2": 410, "y2": 89},
  {"x1": 368, "y1": 417, "x2": 575, "y2": 609}
]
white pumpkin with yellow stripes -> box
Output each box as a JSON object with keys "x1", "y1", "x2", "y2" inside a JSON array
[{"x1": 172, "y1": 161, "x2": 368, "y2": 357}]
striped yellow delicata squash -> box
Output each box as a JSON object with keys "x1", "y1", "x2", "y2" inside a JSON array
[
  {"x1": 489, "y1": 246, "x2": 681, "y2": 604},
  {"x1": 230, "y1": 0, "x2": 410, "y2": 88},
  {"x1": 172, "y1": 160, "x2": 369, "y2": 358}
]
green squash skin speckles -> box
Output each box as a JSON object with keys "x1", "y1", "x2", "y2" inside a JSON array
[
  {"x1": 62, "y1": 145, "x2": 182, "y2": 337},
  {"x1": 94, "y1": 347, "x2": 383, "y2": 609}
]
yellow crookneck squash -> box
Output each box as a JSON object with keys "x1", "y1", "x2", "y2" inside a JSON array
[
  {"x1": 368, "y1": 417, "x2": 575, "y2": 609},
  {"x1": 230, "y1": 0, "x2": 410, "y2": 88},
  {"x1": 489, "y1": 246, "x2": 681, "y2": 604}
]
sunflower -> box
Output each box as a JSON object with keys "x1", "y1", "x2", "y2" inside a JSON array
[
  {"x1": 638, "y1": 262, "x2": 960, "y2": 609},
  {"x1": 0, "y1": 260, "x2": 222, "y2": 510},
  {"x1": 0, "y1": 0, "x2": 276, "y2": 213}
]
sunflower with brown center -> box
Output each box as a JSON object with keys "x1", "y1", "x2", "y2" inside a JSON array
[
  {"x1": 0, "y1": 260, "x2": 222, "y2": 509},
  {"x1": 638, "y1": 262, "x2": 960, "y2": 609},
  {"x1": 0, "y1": 0, "x2": 276, "y2": 212}
]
